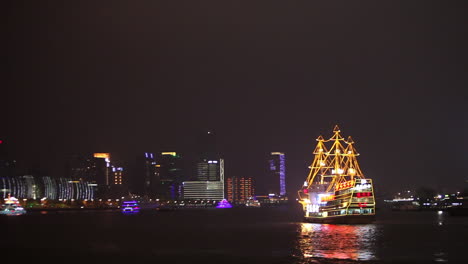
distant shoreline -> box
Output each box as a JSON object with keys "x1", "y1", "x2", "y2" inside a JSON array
[{"x1": 25, "y1": 207, "x2": 120, "y2": 212}]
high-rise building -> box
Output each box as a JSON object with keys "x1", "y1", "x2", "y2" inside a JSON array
[
  {"x1": 68, "y1": 153, "x2": 111, "y2": 187},
  {"x1": 112, "y1": 167, "x2": 124, "y2": 185},
  {"x1": 93, "y1": 153, "x2": 112, "y2": 186},
  {"x1": 155, "y1": 152, "x2": 184, "y2": 200},
  {"x1": 67, "y1": 153, "x2": 111, "y2": 198},
  {"x1": 226, "y1": 177, "x2": 254, "y2": 204},
  {"x1": 268, "y1": 152, "x2": 286, "y2": 196},
  {"x1": 183, "y1": 131, "x2": 225, "y2": 200},
  {"x1": 142, "y1": 152, "x2": 156, "y2": 195},
  {"x1": 196, "y1": 159, "x2": 222, "y2": 181},
  {"x1": 183, "y1": 158, "x2": 224, "y2": 200}
]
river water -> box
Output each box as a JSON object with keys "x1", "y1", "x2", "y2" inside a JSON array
[{"x1": 3, "y1": 205, "x2": 467, "y2": 263}]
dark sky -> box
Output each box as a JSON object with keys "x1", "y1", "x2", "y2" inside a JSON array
[{"x1": 3, "y1": 1, "x2": 468, "y2": 196}]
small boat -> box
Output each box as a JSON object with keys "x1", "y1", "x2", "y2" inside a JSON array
[
  {"x1": 245, "y1": 198, "x2": 261, "y2": 207},
  {"x1": 0, "y1": 195, "x2": 27, "y2": 216},
  {"x1": 121, "y1": 200, "x2": 140, "y2": 214}
]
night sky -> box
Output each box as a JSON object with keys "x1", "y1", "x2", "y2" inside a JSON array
[{"x1": 3, "y1": 1, "x2": 468, "y2": 196}]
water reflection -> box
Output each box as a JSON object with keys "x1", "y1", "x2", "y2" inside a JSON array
[{"x1": 297, "y1": 223, "x2": 378, "y2": 261}]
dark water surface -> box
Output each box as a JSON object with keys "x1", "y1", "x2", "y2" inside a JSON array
[{"x1": 3, "y1": 205, "x2": 467, "y2": 263}]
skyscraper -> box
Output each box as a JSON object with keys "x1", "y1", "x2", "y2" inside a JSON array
[
  {"x1": 183, "y1": 131, "x2": 225, "y2": 200},
  {"x1": 184, "y1": 158, "x2": 225, "y2": 200},
  {"x1": 93, "y1": 153, "x2": 112, "y2": 186},
  {"x1": 195, "y1": 131, "x2": 223, "y2": 181},
  {"x1": 155, "y1": 152, "x2": 184, "y2": 200},
  {"x1": 112, "y1": 167, "x2": 124, "y2": 185},
  {"x1": 142, "y1": 152, "x2": 156, "y2": 196},
  {"x1": 68, "y1": 153, "x2": 110, "y2": 198},
  {"x1": 268, "y1": 152, "x2": 286, "y2": 196},
  {"x1": 196, "y1": 159, "x2": 222, "y2": 181},
  {"x1": 226, "y1": 176, "x2": 254, "y2": 204}
]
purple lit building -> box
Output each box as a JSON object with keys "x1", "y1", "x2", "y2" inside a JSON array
[{"x1": 268, "y1": 152, "x2": 286, "y2": 197}]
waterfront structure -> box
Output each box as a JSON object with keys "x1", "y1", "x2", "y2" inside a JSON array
[
  {"x1": 255, "y1": 194, "x2": 288, "y2": 206},
  {"x1": 43, "y1": 176, "x2": 58, "y2": 200},
  {"x1": 216, "y1": 199, "x2": 232, "y2": 208},
  {"x1": 1, "y1": 176, "x2": 37, "y2": 199},
  {"x1": 57, "y1": 178, "x2": 95, "y2": 200},
  {"x1": 297, "y1": 125, "x2": 376, "y2": 224},
  {"x1": 182, "y1": 181, "x2": 224, "y2": 200},
  {"x1": 226, "y1": 177, "x2": 254, "y2": 204},
  {"x1": 0, "y1": 175, "x2": 95, "y2": 200},
  {"x1": 268, "y1": 152, "x2": 286, "y2": 196}
]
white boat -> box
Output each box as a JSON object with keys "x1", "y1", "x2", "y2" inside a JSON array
[{"x1": 0, "y1": 195, "x2": 27, "y2": 216}]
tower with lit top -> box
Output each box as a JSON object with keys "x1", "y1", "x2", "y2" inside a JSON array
[{"x1": 268, "y1": 152, "x2": 286, "y2": 196}]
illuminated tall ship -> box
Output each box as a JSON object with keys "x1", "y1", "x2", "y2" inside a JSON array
[{"x1": 298, "y1": 126, "x2": 376, "y2": 224}]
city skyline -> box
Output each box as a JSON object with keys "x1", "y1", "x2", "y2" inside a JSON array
[{"x1": 4, "y1": 1, "x2": 468, "y2": 196}]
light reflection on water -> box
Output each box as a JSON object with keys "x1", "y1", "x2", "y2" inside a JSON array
[{"x1": 297, "y1": 223, "x2": 378, "y2": 261}]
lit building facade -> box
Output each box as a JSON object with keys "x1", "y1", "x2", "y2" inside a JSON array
[
  {"x1": 196, "y1": 159, "x2": 221, "y2": 181},
  {"x1": 112, "y1": 167, "x2": 123, "y2": 185},
  {"x1": 43, "y1": 176, "x2": 58, "y2": 200},
  {"x1": 182, "y1": 181, "x2": 224, "y2": 200},
  {"x1": 226, "y1": 177, "x2": 254, "y2": 204},
  {"x1": 0, "y1": 176, "x2": 95, "y2": 200},
  {"x1": 268, "y1": 152, "x2": 286, "y2": 196},
  {"x1": 184, "y1": 159, "x2": 224, "y2": 200},
  {"x1": 57, "y1": 178, "x2": 95, "y2": 200}
]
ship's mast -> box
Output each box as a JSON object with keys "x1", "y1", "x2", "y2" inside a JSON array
[
  {"x1": 304, "y1": 135, "x2": 330, "y2": 186},
  {"x1": 303, "y1": 125, "x2": 365, "y2": 192}
]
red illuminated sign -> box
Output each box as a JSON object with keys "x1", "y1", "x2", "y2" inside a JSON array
[
  {"x1": 356, "y1": 192, "x2": 372, "y2": 198},
  {"x1": 335, "y1": 180, "x2": 355, "y2": 191}
]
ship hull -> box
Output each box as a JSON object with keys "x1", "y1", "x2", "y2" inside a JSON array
[{"x1": 304, "y1": 214, "x2": 375, "y2": 224}]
